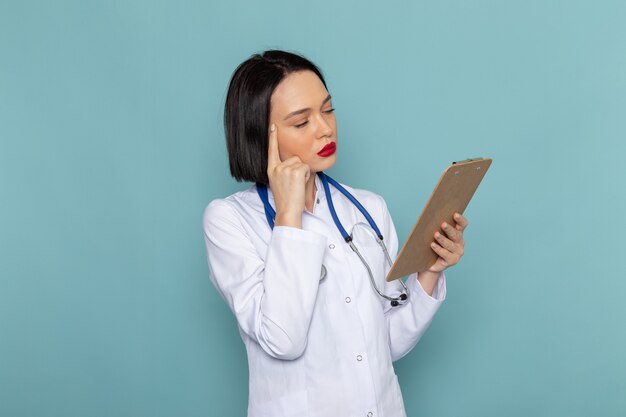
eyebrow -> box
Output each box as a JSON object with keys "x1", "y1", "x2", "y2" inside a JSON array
[{"x1": 283, "y1": 95, "x2": 332, "y2": 121}]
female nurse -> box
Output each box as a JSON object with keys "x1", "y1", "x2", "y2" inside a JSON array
[{"x1": 203, "y1": 50, "x2": 468, "y2": 417}]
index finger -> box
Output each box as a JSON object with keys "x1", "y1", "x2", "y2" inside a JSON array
[{"x1": 267, "y1": 123, "x2": 282, "y2": 170}]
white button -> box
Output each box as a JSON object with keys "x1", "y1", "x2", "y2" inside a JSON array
[
  {"x1": 356, "y1": 355, "x2": 363, "y2": 361},
  {"x1": 367, "y1": 412, "x2": 373, "y2": 417},
  {"x1": 329, "y1": 244, "x2": 335, "y2": 249},
  {"x1": 345, "y1": 297, "x2": 351, "y2": 303}
]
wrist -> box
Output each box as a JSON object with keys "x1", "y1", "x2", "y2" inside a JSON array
[
  {"x1": 274, "y1": 212, "x2": 302, "y2": 229},
  {"x1": 418, "y1": 270, "x2": 441, "y2": 280},
  {"x1": 416, "y1": 270, "x2": 441, "y2": 296}
]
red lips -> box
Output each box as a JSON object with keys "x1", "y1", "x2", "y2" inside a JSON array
[{"x1": 317, "y1": 142, "x2": 336, "y2": 157}]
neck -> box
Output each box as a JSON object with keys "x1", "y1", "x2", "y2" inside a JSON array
[{"x1": 305, "y1": 172, "x2": 317, "y2": 212}]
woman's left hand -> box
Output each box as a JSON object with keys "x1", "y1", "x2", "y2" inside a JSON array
[{"x1": 427, "y1": 212, "x2": 468, "y2": 273}]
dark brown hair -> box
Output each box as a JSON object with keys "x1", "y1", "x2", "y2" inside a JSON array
[{"x1": 224, "y1": 50, "x2": 327, "y2": 185}]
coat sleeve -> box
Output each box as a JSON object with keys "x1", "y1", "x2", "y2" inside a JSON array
[
  {"x1": 376, "y1": 195, "x2": 447, "y2": 361},
  {"x1": 202, "y1": 199, "x2": 327, "y2": 360}
]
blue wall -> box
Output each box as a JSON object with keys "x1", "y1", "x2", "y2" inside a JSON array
[{"x1": 1, "y1": 1, "x2": 625, "y2": 416}]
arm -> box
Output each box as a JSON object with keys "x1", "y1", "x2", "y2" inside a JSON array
[
  {"x1": 203, "y1": 199, "x2": 327, "y2": 360},
  {"x1": 377, "y1": 196, "x2": 447, "y2": 361}
]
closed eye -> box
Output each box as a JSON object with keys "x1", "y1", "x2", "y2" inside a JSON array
[{"x1": 294, "y1": 107, "x2": 334, "y2": 128}]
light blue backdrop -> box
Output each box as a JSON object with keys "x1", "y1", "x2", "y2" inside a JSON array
[{"x1": 1, "y1": 1, "x2": 625, "y2": 416}]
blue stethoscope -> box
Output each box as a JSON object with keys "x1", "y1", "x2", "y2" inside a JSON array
[{"x1": 256, "y1": 172, "x2": 409, "y2": 307}]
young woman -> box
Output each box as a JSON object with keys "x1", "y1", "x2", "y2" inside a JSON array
[{"x1": 203, "y1": 50, "x2": 467, "y2": 417}]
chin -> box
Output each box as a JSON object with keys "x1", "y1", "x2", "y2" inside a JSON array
[{"x1": 314, "y1": 154, "x2": 337, "y2": 172}]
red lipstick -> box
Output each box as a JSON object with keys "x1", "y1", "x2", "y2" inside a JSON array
[{"x1": 317, "y1": 142, "x2": 336, "y2": 157}]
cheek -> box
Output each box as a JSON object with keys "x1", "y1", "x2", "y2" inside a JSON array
[
  {"x1": 277, "y1": 142, "x2": 290, "y2": 161},
  {"x1": 277, "y1": 132, "x2": 303, "y2": 160}
]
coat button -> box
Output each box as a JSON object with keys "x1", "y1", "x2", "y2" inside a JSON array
[
  {"x1": 329, "y1": 244, "x2": 335, "y2": 249},
  {"x1": 345, "y1": 297, "x2": 351, "y2": 303},
  {"x1": 367, "y1": 412, "x2": 373, "y2": 417},
  {"x1": 356, "y1": 355, "x2": 363, "y2": 361}
]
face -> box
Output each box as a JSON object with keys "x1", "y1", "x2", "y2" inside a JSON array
[{"x1": 269, "y1": 70, "x2": 337, "y2": 173}]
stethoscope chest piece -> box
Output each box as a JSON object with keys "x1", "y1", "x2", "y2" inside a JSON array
[{"x1": 320, "y1": 265, "x2": 327, "y2": 281}]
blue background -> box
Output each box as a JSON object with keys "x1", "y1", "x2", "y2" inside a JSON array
[{"x1": 1, "y1": 0, "x2": 625, "y2": 416}]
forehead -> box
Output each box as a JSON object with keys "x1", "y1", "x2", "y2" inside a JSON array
[{"x1": 270, "y1": 70, "x2": 328, "y2": 114}]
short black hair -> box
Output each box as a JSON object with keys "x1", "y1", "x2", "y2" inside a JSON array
[{"x1": 224, "y1": 50, "x2": 327, "y2": 185}]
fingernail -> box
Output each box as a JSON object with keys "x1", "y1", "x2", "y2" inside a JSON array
[
  {"x1": 270, "y1": 124, "x2": 276, "y2": 132},
  {"x1": 443, "y1": 222, "x2": 448, "y2": 229},
  {"x1": 431, "y1": 242, "x2": 437, "y2": 248},
  {"x1": 454, "y1": 213, "x2": 460, "y2": 219}
]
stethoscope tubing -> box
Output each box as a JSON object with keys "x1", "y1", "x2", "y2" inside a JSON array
[
  {"x1": 348, "y1": 222, "x2": 409, "y2": 305},
  {"x1": 320, "y1": 173, "x2": 384, "y2": 240},
  {"x1": 256, "y1": 172, "x2": 409, "y2": 307}
]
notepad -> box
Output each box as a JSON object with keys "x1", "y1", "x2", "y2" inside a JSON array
[{"x1": 386, "y1": 158, "x2": 492, "y2": 281}]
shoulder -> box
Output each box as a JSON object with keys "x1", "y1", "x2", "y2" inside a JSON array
[{"x1": 202, "y1": 185, "x2": 264, "y2": 231}]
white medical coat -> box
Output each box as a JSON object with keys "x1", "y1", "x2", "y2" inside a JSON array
[{"x1": 202, "y1": 174, "x2": 446, "y2": 417}]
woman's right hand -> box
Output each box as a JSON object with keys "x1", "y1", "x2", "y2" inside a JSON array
[{"x1": 266, "y1": 123, "x2": 310, "y2": 228}]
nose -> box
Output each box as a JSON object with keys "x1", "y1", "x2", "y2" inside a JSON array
[{"x1": 315, "y1": 113, "x2": 333, "y2": 139}]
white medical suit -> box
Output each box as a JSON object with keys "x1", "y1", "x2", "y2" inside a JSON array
[{"x1": 203, "y1": 174, "x2": 446, "y2": 417}]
